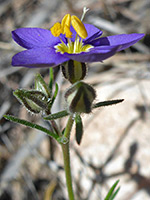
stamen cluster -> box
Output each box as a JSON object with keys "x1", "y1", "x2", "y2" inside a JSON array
[
  {"x1": 50, "y1": 14, "x2": 93, "y2": 54},
  {"x1": 50, "y1": 14, "x2": 87, "y2": 39}
]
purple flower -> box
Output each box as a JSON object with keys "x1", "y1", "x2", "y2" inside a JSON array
[{"x1": 12, "y1": 14, "x2": 145, "y2": 68}]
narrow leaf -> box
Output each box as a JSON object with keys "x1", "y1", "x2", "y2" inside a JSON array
[
  {"x1": 104, "y1": 180, "x2": 120, "y2": 200},
  {"x1": 49, "y1": 67, "x2": 54, "y2": 92},
  {"x1": 44, "y1": 180, "x2": 57, "y2": 200},
  {"x1": 48, "y1": 83, "x2": 59, "y2": 110},
  {"x1": 75, "y1": 114, "x2": 83, "y2": 145},
  {"x1": 52, "y1": 83, "x2": 59, "y2": 102},
  {"x1": 93, "y1": 99, "x2": 124, "y2": 109},
  {"x1": 44, "y1": 110, "x2": 69, "y2": 120},
  {"x1": 4, "y1": 115, "x2": 58, "y2": 140},
  {"x1": 110, "y1": 187, "x2": 120, "y2": 200}
]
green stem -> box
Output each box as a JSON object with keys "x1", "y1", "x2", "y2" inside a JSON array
[
  {"x1": 61, "y1": 116, "x2": 75, "y2": 200},
  {"x1": 63, "y1": 115, "x2": 74, "y2": 138}
]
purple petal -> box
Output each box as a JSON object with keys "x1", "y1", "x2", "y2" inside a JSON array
[
  {"x1": 90, "y1": 33, "x2": 145, "y2": 51},
  {"x1": 12, "y1": 48, "x2": 69, "y2": 68},
  {"x1": 84, "y1": 24, "x2": 103, "y2": 41},
  {"x1": 12, "y1": 28, "x2": 60, "y2": 49},
  {"x1": 64, "y1": 45, "x2": 120, "y2": 62},
  {"x1": 83, "y1": 31, "x2": 102, "y2": 45}
]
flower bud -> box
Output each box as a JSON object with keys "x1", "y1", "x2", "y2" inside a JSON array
[
  {"x1": 61, "y1": 60, "x2": 87, "y2": 84},
  {"x1": 13, "y1": 89, "x2": 48, "y2": 114},
  {"x1": 64, "y1": 81, "x2": 96, "y2": 113}
]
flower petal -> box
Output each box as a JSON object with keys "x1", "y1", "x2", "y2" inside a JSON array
[
  {"x1": 90, "y1": 33, "x2": 145, "y2": 51},
  {"x1": 12, "y1": 48, "x2": 69, "y2": 68},
  {"x1": 64, "y1": 45, "x2": 120, "y2": 62},
  {"x1": 12, "y1": 28, "x2": 60, "y2": 49},
  {"x1": 83, "y1": 24, "x2": 103, "y2": 42}
]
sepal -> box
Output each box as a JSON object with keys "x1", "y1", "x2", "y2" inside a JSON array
[{"x1": 34, "y1": 73, "x2": 51, "y2": 98}]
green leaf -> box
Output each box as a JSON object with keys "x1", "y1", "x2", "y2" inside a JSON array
[
  {"x1": 4, "y1": 115, "x2": 58, "y2": 140},
  {"x1": 104, "y1": 180, "x2": 120, "y2": 200},
  {"x1": 49, "y1": 67, "x2": 54, "y2": 92},
  {"x1": 53, "y1": 83, "x2": 59, "y2": 102},
  {"x1": 75, "y1": 114, "x2": 83, "y2": 145},
  {"x1": 110, "y1": 187, "x2": 120, "y2": 200},
  {"x1": 93, "y1": 99, "x2": 124, "y2": 109},
  {"x1": 44, "y1": 110, "x2": 69, "y2": 120}
]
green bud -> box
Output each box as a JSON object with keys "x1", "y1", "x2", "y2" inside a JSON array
[
  {"x1": 64, "y1": 81, "x2": 96, "y2": 113},
  {"x1": 34, "y1": 73, "x2": 51, "y2": 98},
  {"x1": 13, "y1": 89, "x2": 48, "y2": 114},
  {"x1": 61, "y1": 60, "x2": 87, "y2": 84}
]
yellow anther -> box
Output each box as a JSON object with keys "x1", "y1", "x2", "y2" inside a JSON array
[
  {"x1": 61, "y1": 14, "x2": 71, "y2": 34},
  {"x1": 50, "y1": 22, "x2": 62, "y2": 37},
  {"x1": 71, "y1": 15, "x2": 88, "y2": 39},
  {"x1": 64, "y1": 25, "x2": 72, "y2": 38}
]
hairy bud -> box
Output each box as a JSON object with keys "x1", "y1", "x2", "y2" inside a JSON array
[
  {"x1": 13, "y1": 89, "x2": 48, "y2": 114},
  {"x1": 64, "y1": 81, "x2": 96, "y2": 113},
  {"x1": 61, "y1": 60, "x2": 87, "y2": 84}
]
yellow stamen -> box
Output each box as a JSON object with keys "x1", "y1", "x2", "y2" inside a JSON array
[
  {"x1": 50, "y1": 12, "x2": 92, "y2": 54},
  {"x1": 64, "y1": 25, "x2": 72, "y2": 38},
  {"x1": 50, "y1": 22, "x2": 62, "y2": 37},
  {"x1": 61, "y1": 14, "x2": 71, "y2": 34},
  {"x1": 71, "y1": 15, "x2": 87, "y2": 39}
]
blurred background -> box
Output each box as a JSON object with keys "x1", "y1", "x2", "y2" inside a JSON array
[{"x1": 0, "y1": 0, "x2": 150, "y2": 199}]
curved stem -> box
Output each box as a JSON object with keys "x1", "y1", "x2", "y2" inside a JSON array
[
  {"x1": 63, "y1": 115, "x2": 74, "y2": 139},
  {"x1": 61, "y1": 116, "x2": 75, "y2": 200}
]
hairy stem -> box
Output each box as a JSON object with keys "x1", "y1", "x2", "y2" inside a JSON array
[{"x1": 61, "y1": 116, "x2": 75, "y2": 200}]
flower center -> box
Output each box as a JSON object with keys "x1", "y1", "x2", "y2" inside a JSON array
[{"x1": 50, "y1": 13, "x2": 93, "y2": 54}]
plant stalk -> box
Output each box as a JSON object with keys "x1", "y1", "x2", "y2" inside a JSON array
[{"x1": 61, "y1": 116, "x2": 75, "y2": 200}]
